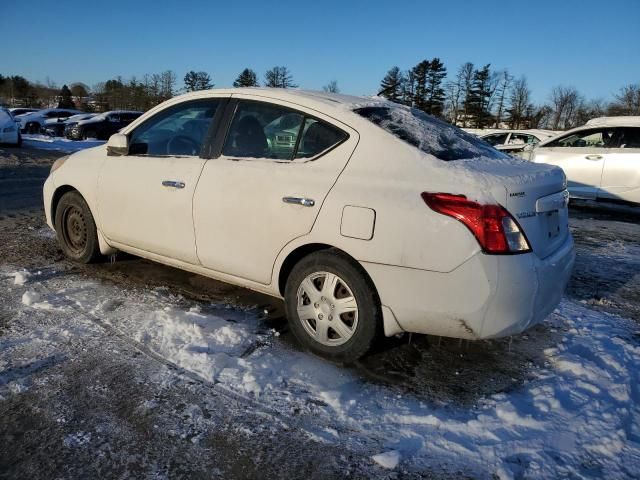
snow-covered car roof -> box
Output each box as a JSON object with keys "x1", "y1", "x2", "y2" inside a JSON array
[
  {"x1": 538, "y1": 117, "x2": 640, "y2": 148},
  {"x1": 585, "y1": 116, "x2": 640, "y2": 127}
]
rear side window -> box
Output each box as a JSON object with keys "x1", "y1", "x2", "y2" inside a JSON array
[
  {"x1": 354, "y1": 105, "x2": 507, "y2": 161},
  {"x1": 223, "y1": 101, "x2": 348, "y2": 161},
  {"x1": 129, "y1": 100, "x2": 219, "y2": 156},
  {"x1": 295, "y1": 118, "x2": 348, "y2": 159},
  {"x1": 482, "y1": 133, "x2": 509, "y2": 146}
]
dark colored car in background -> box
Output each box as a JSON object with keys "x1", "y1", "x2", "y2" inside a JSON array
[
  {"x1": 43, "y1": 113, "x2": 97, "y2": 137},
  {"x1": 66, "y1": 110, "x2": 143, "y2": 140}
]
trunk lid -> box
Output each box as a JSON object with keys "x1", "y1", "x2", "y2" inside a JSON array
[{"x1": 459, "y1": 159, "x2": 569, "y2": 259}]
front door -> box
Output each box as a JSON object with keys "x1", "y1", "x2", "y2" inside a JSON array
[
  {"x1": 97, "y1": 98, "x2": 224, "y2": 264},
  {"x1": 193, "y1": 98, "x2": 357, "y2": 284},
  {"x1": 533, "y1": 127, "x2": 616, "y2": 199},
  {"x1": 599, "y1": 127, "x2": 640, "y2": 203}
]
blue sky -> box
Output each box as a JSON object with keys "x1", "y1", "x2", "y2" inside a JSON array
[{"x1": 2, "y1": 0, "x2": 639, "y2": 103}]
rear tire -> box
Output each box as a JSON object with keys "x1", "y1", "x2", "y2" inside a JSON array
[
  {"x1": 284, "y1": 249, "x2": 381, "y2": 362},
  {"x1": 54, "y1": 191, "x2": 101, "y2": 263}
]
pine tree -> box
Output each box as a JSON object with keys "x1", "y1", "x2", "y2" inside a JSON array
[
  {"x1": 424, "y1": 58, "x2": 447, "y2": 117},
  {"x1": 379, "y1": 66, "x2": 404, "y2": 103},
  {"x1": 464, "y1": 64, "x2": 493, "y2": 128},
  {"x1": 233, "y1": 68, "x2": 259, "y2": 87},
  {"x1": 412, "y1": 60, "x2": 431, "y2": 112},
  {"x1": 57, "y1": 84, "x2": 74, "y2": 109},
  {"x1": 264, "y1": 66, "x2": 297, "y2": 88}
]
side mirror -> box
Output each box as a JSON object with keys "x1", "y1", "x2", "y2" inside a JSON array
[
  {"x1": 106, "y1": 133, "x2": 129, "y2": 156},
  {"x1": 523, "y1": 144, "x2": 534, "y2": 152}
]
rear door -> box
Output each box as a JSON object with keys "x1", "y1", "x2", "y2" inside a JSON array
[
  {"x1": 193, "y1": 97, "x2": 357, "y2": 284},
  {"x1": 598, "y1": 127, "x2": 640, "y2": 203},
  {"x1": 98, "y1": 98, "x2": 225, "y2": 264},
  {"x1": 532, "y1": 127, "x2": 616, "y2": 199}
]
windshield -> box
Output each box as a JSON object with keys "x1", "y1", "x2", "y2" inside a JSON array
[{"x1": 354, "y1": 105, "x2": 508, "y2": 161}]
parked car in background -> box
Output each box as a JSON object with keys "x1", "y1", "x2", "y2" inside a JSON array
[
  {"x1": 532, "y1": 116, "x2": 640, "y2": 204},
  {"x1": 0, "y1": 108, "x2": 21, "y2": 146},
  {"x1": 43, "y1": 88, "x2": 574, "y2": 361},
  {"x1": 15, "y1": 108, "x2": 83, "y2": 134},
  {"x1": 9, "y1": 107, "x2": 40, "y2": 117},
  {"x1": 481, "y1": 130, "x2": 557, "y2": 157},
  {"x1": 66, "y1": 110, "x2": 143, "y2": 140},
  {"x1": 43, "y1": 113, "x2": 97, "y2": 137}
]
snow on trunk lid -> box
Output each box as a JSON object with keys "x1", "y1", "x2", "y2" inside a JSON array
[
  {"x1": 498, "y1": 166, "x2": 569, "y2": 259},
  {"x1": 455, "y1": 158, "x2": 569, "y2": 259}
]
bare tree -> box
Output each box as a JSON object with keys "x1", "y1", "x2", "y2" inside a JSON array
[
  {"x1": 492, "y1": 70, "x2": 512, "y2": 128},
  {"x1": 159, "y1": 70, "x2": 177, "y2": 100},
  {"x1": 458, "y1": 62, "x2": 475, "y2": 126},
  {"x1": 322, "y1": 80, "x2": 339, "y2": 93},
  {"x1": 507, "y1": 76, "x2": 532, "y2": 129},
  {"x1": 443, "y1": 80, "x2": 461, "y2": 124},
  {"x1": 609, "y1": 84, "x2": 640, "y2": 115},
  {"x1": 264, "y1": 66, "x2": 297, "y2": 88},
  {"x1": 549, "y1": 86, "x2": 582, "y2": 130}
]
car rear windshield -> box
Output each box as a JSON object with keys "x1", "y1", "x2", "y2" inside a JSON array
[{"x1": 353, "y1": 105, "x2": 507, "y2": 161}]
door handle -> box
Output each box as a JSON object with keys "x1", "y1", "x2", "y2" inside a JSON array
[
  {"x1": 162, "y1": 180, "x2": 186, "y2": 189},
  {"x1": 282, "y1": 196, "x2": 315, "y2": 207},
  {"x1": 585, "y1": 155, "x2": 603, "y2": 161}
]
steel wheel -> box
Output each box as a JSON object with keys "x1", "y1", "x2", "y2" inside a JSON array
[
  {"x1": 61, "y1": 205, "x2": 88, "y2": 255},
  {"x1": 296, "y1": 271, "x2": 359, "y2": 346}
]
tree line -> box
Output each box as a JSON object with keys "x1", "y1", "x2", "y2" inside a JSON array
[
  {"x1": 379, "y1": 60, "x2": 640, "y2": 130},
  {"x1": 1, "y1": 64, "x2": 638, "y2": 131}
]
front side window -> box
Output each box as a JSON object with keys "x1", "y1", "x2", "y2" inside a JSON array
[
  {"x1": 129, "y1": 100, "x2": 219, "y2": 156},
  {"x1": 223, "y1": 101, "x2": 347, "y2": 161},
  {"x1": 545, "y1": 128, "x2": 619, "y2": 148},
  {"x1": 619, "y1": 128, "x2": 640, "y2": 148}
]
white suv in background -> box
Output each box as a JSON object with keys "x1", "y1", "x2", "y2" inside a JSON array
[{"x1": 532, "y1": 117, "x2": 640, "y2": 204}]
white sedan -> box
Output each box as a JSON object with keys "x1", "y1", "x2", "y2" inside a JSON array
[
  {"x1": 532, "y1": 116, "x2": 640, "y2": 204},
  {"x1": 0, "y1": 108, "x2": 21, "y2": 146},
  {"x1": 43, "y1": 89, "x2": 575, "y2": 361},
  {"x1": 481, "y1": 129, "x2": 556, "y2": 157}
]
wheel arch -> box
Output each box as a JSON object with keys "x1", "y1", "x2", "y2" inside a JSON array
[
  {"x1": 276, "y1": 241, "x2": 404, "y2": 337},
  {"x1": 50, "y1": 185, "x2": 116, "y2": 256}
]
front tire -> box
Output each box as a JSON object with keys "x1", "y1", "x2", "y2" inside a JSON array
[
  {"x1": 54, "y1": 191, "x2": 101, "y2": 263},
  {"x1": 284, "y1": 249, "x2": 381, "y2": 362}
]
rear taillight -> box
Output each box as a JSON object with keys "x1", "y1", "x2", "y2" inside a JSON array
[{"x1": 421, "y1": 192, "x2": 531, "y2": 255}]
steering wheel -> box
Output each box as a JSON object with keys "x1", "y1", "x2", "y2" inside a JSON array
[{"x1": 166, "y1": 135, "x2": 200, "y2": 155}]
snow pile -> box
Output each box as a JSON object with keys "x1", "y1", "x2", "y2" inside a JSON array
[
  {"x1": 12, "y1": 271, "x2": 30, "y2": 285},
  {"x1": 21, "y1": 290, "x2": 41, "y2": 306},
  {"x1": 22, "y1": 134, "x2": 104, "y2": 152},
  {"x1": 5, "y1": 268, "x2": 640, "y2": 477},
  {"x1": 371, "y1": 450, "x2": 402, "y2": 469}
]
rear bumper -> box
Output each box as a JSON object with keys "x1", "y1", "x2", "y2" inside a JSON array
[{"x1": 361, "y1": 234, "x2": 575, "y2": 339}]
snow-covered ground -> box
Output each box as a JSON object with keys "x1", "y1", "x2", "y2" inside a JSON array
[
  {"x1": 22, "y1": 134, "x2": 104, "y2": 152},
  {"x1": 2, "y1": 260, "x2": 639, "y2": 478}
]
